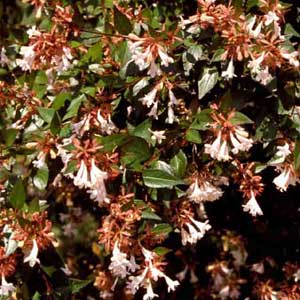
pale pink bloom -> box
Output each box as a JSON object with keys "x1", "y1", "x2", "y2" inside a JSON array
[
  {"x1": 264, "y1": 11, "x2": 280, "y2": 26},
  {"x1": 109, "y1": 243, "x2": 132, "y2": 279},
  {"x1": 181, "y1": 217, "x2": 211, "y2": 245},
  {"x1": 148, "y1": 129, "x2": 166, "y2": 144},
  {"x1": 218, "y1": 140, "x2": 231, "y2": 161},
  {"x1": 140, "y1": 88, "x2": 158, "y2": 108},
  {"x1": 143, "y1": 280, "x2": 158, "y2": 300},
  {"x1": 275, "y1": 143, "x2": 291, "y2": 160},
  {"x1": 242, "y1": 191, "x2": 263, "y2": 216},
  {"x1": 97, "y1": 110, "x2": 117, "y2": 135},
  {"x1": 16, "y1": 45, "x2": 36, "y2": 71},
  {"x1": 255, "y1": 66, "x2": 273, "y2": 85},
  {"x1": 187, "y1": 178, "x2": 223, "y2": 203},
  {"x1": 23, "y1": 239, "x2": 40, "y2": 267},
  {"x1": 72, "y1": 114, "x2": 91, "y2": 136},
  {"x1": 251, "y1": 262, "x2": 264, "y2": 274},
  {"x1": 281, "y1": 50, "x2": 299, "y2": 68},
  {"x1": 32, "y1": 151, "x2": 47, "y2": 169},
  {"x1": 166, "y1": 104, "x2": 177, "y2": 124},
  {"x1": 221, "y1": 58, "x2": 236, "y2": 80},
  {"x1": 247, "y1": 52, "x2": 265, "y2": 74},
  {"x1": 147, "y1": 61, "x2": 161, "y2": 77},
  {"x1": 52, "y1": 47, "x2": 73, "y2": 74},
  {"x1": 204, "y1": 131, "x2": 222, "y2": 159},
  {"x1": 27, "y1": 26, "x2": 41, "y2": 38},
  {"x1": 157, "y1": 47, "x2": 174, "y2": 67},
  {"x1": 0, "y1": 47, "x2": 9, "y2": 66},
  {"x1": 147, "y1": 101, "x2": 159, "y2": 119},
  {"x1": 0, "y1": 275, "x2": 15, "y2": 296},
  {"x1": 73, "y1": 160, "x2": 90, "y2": 188},
  {"x1": 168, "y1": 90, "x2": 178, "y2": 105},
  {"x1": 273, "y1": 165, "x2": 298, "y2": 192},
  {"x1": 229, "y1": 128, "x2": 253, "y2": 154}
]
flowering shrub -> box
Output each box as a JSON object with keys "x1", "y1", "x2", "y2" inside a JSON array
[{"x1": 0, "y1": 0, "x2": 300, "y2": 299}]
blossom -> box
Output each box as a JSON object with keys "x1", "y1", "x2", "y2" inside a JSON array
[
  {"x1": 72, "y1": 114, "x2": 91, "y2": 136},
  {"x1": 143, "y1": 280, "x2": 158, "y2": 300},
  {"x1": 16, "y1": 45, "x2": 36, "y2": 71},
  {"x1": 148, "y1": 129, "x2": 166, "y2": 144},
  {"x1": 273, "y1": 165, "x2": 298, "y2": 192},
  {"x1": 0, "y1": 47, "x2": 9, "y2": 66},
  {"x1": 247, "y1": 53, "x2": 265, "y2": 74},
  {"x1": 255, "y1": 66, "x2": 273, "y2": 85},
  {"x1": 23, "y1": 239, "x2": 40, "y2": 267},
  {"x1": 187, "y1": 178, "x2": 223, "y2": 203},
  {"x1": 264, "y1": 11, "x2": 280, "y2": 26},
  {"x1": 157, "y1": 47, "x2": 174, "y2": 67},
  {"x1": 0, "y1": 275, "x2": 15, "y2": 296},
  {"x1": 109, "y1": 243, "x2": 132, "y2": 278},
  {"x1": 281, "y1": 50, "x2": 299, "y2": 68},
  {"x1": 205, "y1": 132, "x2": 231, "y2": 161},
  {"x1": 27, "y1": 25, "x2": 41, "y2": 38},
  {"x1": 73, "y1": 160, "x2": 90, "y2": 188},
  {"x1": 221, "y1": 58, "x2": 236, "y2": 80},
  {"x1": 140, "y1": 88, "x2": 158, "y2": 108},
  {"x1": 32, "y1": 151, "x2": 47, "y2": 169},
  {"x1": 229, "y1": 127, "x2": 253, "y2": 154},
  {"x1": 97, "y1": 110, "x2": 117, "y2": 135},
  {"x1": 276, "y1": 143, "x2": 291, "y2": 159},
  {"x1": 181, "y1": 217, "x2": 211, "y2": 245},
  {"x1": 242, "y1": 191, "x2": 263, "y2": 216}
]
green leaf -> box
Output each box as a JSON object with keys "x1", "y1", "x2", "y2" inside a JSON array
[
  {"x1": 142, "y1": 209, "x2": 162, "y2": 221},
  {"x1": 143, "y1": 169, "x2": 185, "y2": 188},
  {"x1": 186, "y1": 129, "x2": 202, "y2": 144},
  {"x1": 246, "y1": 0, "x2": 259, "y2": 10},
  {"x1": 230, "y1": 112, "x2": 253, "y2": 125},
  {"x1": 69, "y1": 278, "x2": 93, "y2": 294},
  {"x1": 153, "y1": 246, "x2": 172, "y2": 256},
  {"x1": 2, "y1": 128, "x2": 18, "y2": 147},
  {"x1": 190, "y1": 109, "x2": 213, "y2": 130},
  {"x1": 9, "y1": 179, "x2": 26, "y2": 209},
  {"x1": 129, "y1": 119, "x2": 152, "y2": 142},
  {"x1": 38, "y1": 107, "x2": 56, "y2": 124},
  {"x1": 186, "y1": 45, "x2": 203, "y2": 63},
  {"x1": 170, "y1": 150, "x2": 187, "y2": 178},
  {"x1": 83, "y1": 43, "x2": 103, "y2": 63},
  {"x1": 151, "y1": 223, "x2": 173, "y2": 235},
  {"x1": 294, "y1": 140, "x2": 300, "y2": 170},
  {"x1": 32, "y1": 292, "x2": 41, "y2": 300},
  {"x1": 285, "y1": 23, "x2": 300, "y2": 38},
  {"x1": 121, "y1": 137, "x2": 151, "y2": 168},
  {"x1": 198, "y1": 69, "x2": 218, "y2": 100},
  {"x1": 96, "y1": 134, "x2": 128, "y2": 152},
  {"x1": 63, "y1": 95, "x2": 86, "y2": 121},
  {"x1": 114, "y1": 6, "x2": 133, "y2": 35},
  {"x1": 33, "y1": 167, "x2": 49, "y2": 190},
  {"x1": 52, "y1": 93, "x2": 71, "y2": 110}
]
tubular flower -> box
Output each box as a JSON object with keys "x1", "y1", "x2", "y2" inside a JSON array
[
  {"x1": 23, "y1": 239, "x2": 40, "y2": 267},
  {"x1": 242, "y1": 191, "x2": 263, "y2": 216},
  {"x1": 0, "y1": 275, "x2": 15, "y2": 296},
  {"x1": 273, "y1": 165, "x2": 299, "y2": 192}
]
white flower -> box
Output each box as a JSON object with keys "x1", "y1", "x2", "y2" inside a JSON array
[
  {"x1": 229, "y1": 127, "x2": 253, "y2": 154},
  {"x1": 157, "y1": 47, "x2": 174, "y2": 67},
  {"x1": 109, "y1": 243, "x2": 131, "y2": 279},
  {"x1": 140, "y1": 88, "x2": 158, "y2": 107},
  {"x1": 187, "y1": 179, "x2": 223, "y2": 203},
  {"x1": 73, "y1": 160, "x2": 90, "y2": 189},
  {"x1": 204, "y1": 132, "x2": 222, "y2": 160},
  {"x1": 147, "y1": 61, "x2": 161, "y2": 78},
  {"x1": 149, "y1": 129, "x2": 166, "y2": 144},
  {"x1": 281, "y1": 50, "x2": 299, "y2": 68},
  {"x1": 247, "y1": 53, "x2": 265, "y2": 74},
  {"x1": 27, "y1": 26, "x2": 41, "y2": 38},
  {"x1": 264, "y1": 11, "x2": 280, "y2": 26},
  {"x1": 147, "y1": 101, "x2": 159, "y2": 119},
  {"x1": 16, "y1": 45, "x2": 36, "y2": 71},
  {"x1": 23, "y1": 239, "x2": 40, "y2": 267},
  {"x1": 168, "y1": 90, "x2": 178, "y2": 105},
  {"x1": 273, "y1": 165, "x2": 298, "y2": 192},
  {"x1": 181, "y1": 217, "x2": 211, "y2": 245},
  {"x1": 221, "y1": 58, "x2": 236, "y2": 80},
  {"x1": 255, "y1": 66, "x2": 273, "y2": 85},
  {"x1": 275, "y1": 143, "x2": 291, "y2": 160},
  {"x1": 72, "y1": 114, "x2": 91, "y2": 136},
  {"x1": 32, "y1": 151, "x2": 47, "y2": 169},
  {"x1": 251, "y1": 262, "x2": 264, "y2": 274},
  {"x1": 97, "y1": 110, "x2": 117, "y2": 135},
  {"x1": 143, "y1": 280, "x2": 158, "y2": 300},
  {"x1": 0, "y1": 275, "x2": 15, "y2": 296},
  {"x1": 166, "y1": 104, "x2": 178, "y2": 124},
  {"x1": 242, "y1": 191, "x2": 263, "y2": 216},
  {"x1": 217, "y1": 140, "x2": 231, "y2": 161},
  {"x1": 0, "y1": 47, "x2": 9, "y2": 66}
]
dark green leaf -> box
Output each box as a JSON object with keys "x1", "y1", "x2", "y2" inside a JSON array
[
  {"x1": 142, "y1": 209, "x2": 162, "y2": 221},
  {"x1": 186, "y1": 129, "x2": 202, "y2": 144},
  {"x1": 69, "y1": 278, "x2": 93, "y2": 294},
  {"x1": 63, "y1": 95, "x2": 86, "y2": 121},
  {"x1": 2, "y1": 128, "x2": 18, "y2": 147},
  {"x1": 294, "y1": 140, "x2": 300, "y2": 170},
  {"x1": 143, "y1": 169, "x2": 185, "y2": 188},
  {"x1": 151, "y1": 223, "x2": 172, "y2": 235},
  {"x1": 114, "y1": 6, "x2": 133, "y2": 35},
  {"x1": 33, "y1": 167, "x2": 49, "y2": 190},
  {"x1": 38, "y1": 107, "x2": 56, "y2": 124},
  {"x1": 170, "y1": 150, "x2": 187, "y2": 178},
  {"x1": 198, "y1": 69, "x2": 218, "y2": 100},
  {"x1": 230, "y1": 112, "x2": 253, "y2": 125},
  {"x1": 9, "y1": 179, "x2": 26, "y2": 209}
]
